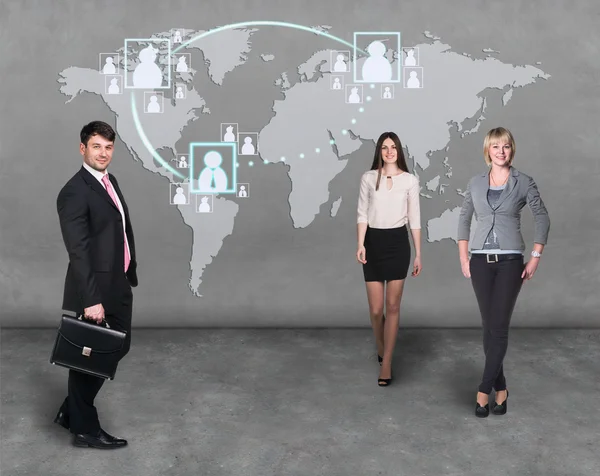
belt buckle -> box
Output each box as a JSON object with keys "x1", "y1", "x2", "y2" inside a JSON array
[{"x1": 486, "y1": 254, "x2": 498, "y2": 263}]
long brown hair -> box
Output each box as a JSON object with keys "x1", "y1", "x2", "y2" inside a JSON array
[{"x1": 370, "y1": 132, "x2": 409, "y2": 191}]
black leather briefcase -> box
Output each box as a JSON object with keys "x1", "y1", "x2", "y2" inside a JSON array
[{"x1": 50, "y1": 314, "x2": 126, "y2": 380}]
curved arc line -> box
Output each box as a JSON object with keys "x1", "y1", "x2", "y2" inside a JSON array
[{"x1": 133, "y1": 21, "x2": 367, "y2": 180}]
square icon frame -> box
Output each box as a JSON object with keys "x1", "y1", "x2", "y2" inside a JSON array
[
  {"x1": 105, "y1": 75, "x2": 123, "y2": 95},
  {"x1": 124, "y1": 38, "x2": 171, "y2": 89},
  {"x1": 403, "y1": 67, "x2": 424, "y2": 89},
  {"x1": 345, "y1": 84, "x2": 364, "y2": 104},
  {"x1": 402, "y1": 47, "x2": 419, "y2": 66},
  {"x1": 173, "y1": 53, "x2": 192, "y2": 73},
  {"x1": 189, "y1": 142, "x2": 237, "y2": 195},
  {"x1": 195, "y1": 194, "x2": 214, "y2": 213},
  {"x1": 176, "y1": 154, "x2": 189, "y2": 168},
  {"x1": 174, "y1": 83, "x2": 187, "y2": 99},
  {"x1": 171, "y1": 28, "x2": 186, "y2": 45},
  {"x1": 99, "y1": 53, "x2": 120, "y2": 74},
  {"x1": 143, "y1": 91, "x2": 165, "y2": 113},
  {"x1": 330, "y1": 50, "x2": 351, "y2": 73},
  {"x1": 170, "y1": 182, "x2": 190, "y2": 205},
  {"x1": 330, "y1": 75, "x2": 344, "y2": 90},
  {"x1": 238, "y1": 132, "x2": 259, "y2": 156},
  {"x1": 353, "y1": 32, "x2": 401, "y2": 84},
  {"x1": 380, "y1": 84, "x2": 394, "y2": 99},
  {"x1": 221, "y1": 123, "x2": 239, "y2": 143},
  {"x1": 236, "y1": 183, "x2": 250, "y2": 198}
]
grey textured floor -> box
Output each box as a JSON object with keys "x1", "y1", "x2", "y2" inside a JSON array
[{"x1": 1, "y1": 329, "x2": 598, "y2": 476}]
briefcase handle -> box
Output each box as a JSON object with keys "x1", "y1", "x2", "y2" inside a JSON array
[{"x1": 77, "y1": 315, "x2": 111, "y2": 329}]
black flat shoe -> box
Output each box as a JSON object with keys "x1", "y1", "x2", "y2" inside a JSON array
[
  {"x1": 73, "y1": 428, "x2": 128, "y2": 449},
  {"x1": 475, "y1": 402, "x2": 489, "y2": 418},
  {"x1": 54, "y1": 409, "x2": 70, "y2": 430},
  {"x1": 492, "y1": 390, "x2": 509, "y2": 415}
]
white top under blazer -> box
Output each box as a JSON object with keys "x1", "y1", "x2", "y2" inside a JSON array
[{"x1": 357, "y1": 170, "x2": 421, "y2": 229}]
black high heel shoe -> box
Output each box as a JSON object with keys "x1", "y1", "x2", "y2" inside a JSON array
[
  {"x1": 377, "y1": 314, "x2": 385, "y2": 365},
  {"x1": 492, "y1": 390, "x2": 509, "y2": 415},
  {"x1": 378, "y1": 369, "x2": 392, "y2": 387}
]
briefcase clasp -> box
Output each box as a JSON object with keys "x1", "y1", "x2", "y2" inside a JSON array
[{"x1": 82, "y1": 346, "x2": 92, "y2": 357}]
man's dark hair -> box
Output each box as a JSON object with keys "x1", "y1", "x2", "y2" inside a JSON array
[{"x1": 80, "y1": 121, "x2": 116, "y2": 146}]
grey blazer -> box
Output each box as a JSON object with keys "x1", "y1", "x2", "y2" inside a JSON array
[{"x1": 457, "y1": 166, "x2": 550, "y2": 251}]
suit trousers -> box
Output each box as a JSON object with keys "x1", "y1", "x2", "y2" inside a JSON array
[
  {"x1": 469, "y1": 255, "x2": 525, "y2": 395},
  {"x1": 59, "y1": 272, "x2": 133, "y2": 434}
]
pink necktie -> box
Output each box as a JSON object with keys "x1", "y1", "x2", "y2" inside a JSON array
[{"x1": 102, "y1": 175, "x2": 131, "y2": 272}]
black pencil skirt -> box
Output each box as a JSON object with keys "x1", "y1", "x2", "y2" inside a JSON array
[{"x1": 363, "y1": 226, "x2": 411, "y2": 282}]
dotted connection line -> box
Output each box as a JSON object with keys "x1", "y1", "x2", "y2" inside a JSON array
[{"x1": 248, "y1": 83, "x2": 376, "y2": 167}]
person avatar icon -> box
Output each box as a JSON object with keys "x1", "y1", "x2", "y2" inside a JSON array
[
  {"x1": 102, "y1": 56, "x2": 116, "y2": 74},
  {"x1": 223, "y1": 125, "x2": 236, "y2": 142},
  {"x1": 407, "y1": 70, "x2": 420, "y2": 88},
  {"x1": 147, "y1": 95, "x2": 161, "y2": 113},
  {"x1": 173, "y1": 186, "x2": 187, "y2": 205},
  {"x1": 108, "y1": 77, "x2": 120, "y2": 94},
  {"x1": 238, "y1": 185, "x2": 248, "y2": 197},
  {"x1": 405, "y1": 49, "x2": 416, "y2": 66},
  {"x1": 333, "y1": 54, "x2": 347, "y2": 72},
  {"x1": 175, "y1": 86, "x2": 185, "y2": 99},
  {"x1": 173, "y1": 30, "x2": 183, "y2": 44},
  {"x1": 178, "y1": 156, "x2": 188, "y2": 168},
  {"x1": 332, "y1": 77, "x2": 342, "y2": 90},
  {"x1": 198, "y1": 196, "x2": 211, "y2": 213},
  {"x1": 361, "y1": 41, "x2": 392, "y2": 82},
  {"x1": 198, "y1": 150, "x2": 228, "y2": 192},
  {"x1": 241, "y1": 136, "x2": 255, "y2": 155},
  {"x1": 348, "y1": 86, "x2": 361, "y2": 103},
  {"x1": 132, "y1": 45, "x2": 162, "y2": 88},
  {"x1": 382, "y1": 86, "x2": 392, "y2": 99},
  {"x1": 176, "y1": 56, "x2": 188, "y2": 73}
]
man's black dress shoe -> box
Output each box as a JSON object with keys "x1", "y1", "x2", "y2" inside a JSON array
[
  {"x1": 73, "y1": 428, "x2": 128, "y2": 449},
  {"x1": 54, "y1": 410, "x2": 70, "y2": 430}
]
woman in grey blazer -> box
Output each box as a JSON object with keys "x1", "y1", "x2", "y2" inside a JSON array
[{"x1": 457, "y1": 127, "x2": 550, "y2": 418}]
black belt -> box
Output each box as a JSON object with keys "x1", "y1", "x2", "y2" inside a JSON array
[{"x1": 471, "y1": 253, "x2": 523, "y2": 263}]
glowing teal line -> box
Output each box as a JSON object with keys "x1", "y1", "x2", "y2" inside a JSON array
[
  {"x1": 130, "y1": 93, "x2": 186, "y2": 179},
  {"x1": 173, "y1": 21, "x2": 367, "y2": 55},
  {"x1": 132, "y1": 21, "x2": 366, "y2": 180}
]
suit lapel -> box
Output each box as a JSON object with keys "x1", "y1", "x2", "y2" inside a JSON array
[
  {"x1": 491, "y1": 167, "x2": 519, "y2": 210},
  {"x1": 79, "y1": 166, "x2": 119, "y2": 211}
]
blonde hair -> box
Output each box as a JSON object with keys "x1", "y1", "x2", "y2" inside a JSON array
[{"x1": 483, "y1": 127, "x2": 516, "y2": 166}]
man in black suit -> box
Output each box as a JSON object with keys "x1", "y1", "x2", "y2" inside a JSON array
[{"x1": 54, "y1": 121, "x2": 138, "y2": 449}]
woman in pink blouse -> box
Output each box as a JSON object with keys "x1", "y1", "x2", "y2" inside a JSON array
[{"x1": 356, "y1": 132, "x2": 422, "y2": 387}]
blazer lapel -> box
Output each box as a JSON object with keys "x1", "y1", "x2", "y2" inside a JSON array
[
  {"x1": 79, "y1": 167, "x2": 119, "y2": 211},
  {"x1": 491, "y1": 167, "x2": 519, "y2": 210},
  {"x1": 475, "y1": 173, "x2": 490, "y2": 209}
]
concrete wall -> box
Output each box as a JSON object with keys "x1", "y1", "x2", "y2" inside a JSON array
[{"x1": 0, "y1": 0, "x2": 598, "y2": 327}]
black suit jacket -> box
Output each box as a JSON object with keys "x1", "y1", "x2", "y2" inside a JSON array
[{"x1": 57, "y1": 166, "x2": 138, "y2": 313}]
